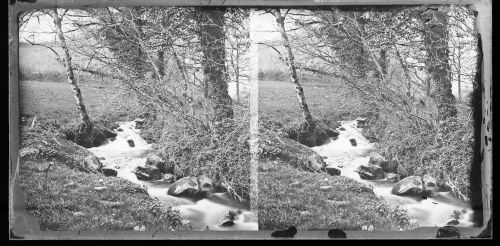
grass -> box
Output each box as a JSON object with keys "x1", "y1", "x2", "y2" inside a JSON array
[
  {"x1": 19, "y1": 79, "x2": 143, "y2": 127},
  {"x1": 258, "y1": 163, "x2": 417, "y2": 231},
  {"x1": 19, "y1": 160, "x2": 188, "y2": 231},
  {"x1": 259, "y1": 79, "x2": 364, "y2": 127}
]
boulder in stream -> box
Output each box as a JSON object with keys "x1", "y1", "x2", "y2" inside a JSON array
[
  {"x1": 101, "y1": 127, "x2": 117, "y2": 139},
  {"x1": 384, "y1": 173, "x2": 398, "y2": 182},
  {"x1": 325, "y1": 166, "x2": 341, "y2": 176},
  {"x1": 198, "y1": 175, "x2": 214, "y2": 191},
  {"x1": 167, "y1": 176, "x2": 201, "y2": 197},
  {"x1": 146, "y1": 154, "x2": 174, "y2": 174},
  {"x1": 369, "y1": 153, "x2": 387, "y2": 166},
  {"x1": 391, "y1": 176, "x2": 431, "y2": 198},
  {"x1": 102, "y1": 166, "x2": 118, "y2": 177},
  {"x1": 134, "y1": 165, "x2": 162, "y2": 181},
  {"x1": 325, "y1": 128, "x2": 340, "y2": 138},
  {"x1": 356, "y1": 163, "x2": 384, "y2": 180},
  {"x1": 422, "y1": 174, "x2": 438, "y2": 192},
  {"x1": 349, "y1": 138, "x2": 357, "y2": 146},
  {"x1": 127, "y1": 139, "x2": 135, "y2": 147},
  {"x1": 220, "y1": 220, "x2": 235, "y2": 227}
]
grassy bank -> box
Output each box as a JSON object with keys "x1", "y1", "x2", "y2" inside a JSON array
[
  {"x1": 19, "y1": 160, "x2": 188, "y2": 231},
  {"x1": 17, "y1": 78, "x2": 182, "y2": 231},
  {"x1": 258, "y1": 163, "x2": 416, "y2": 231}
]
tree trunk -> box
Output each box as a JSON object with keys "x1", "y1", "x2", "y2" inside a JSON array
[
  {"x1": 235, "y1": 45, "x2": 240, "y2": 103},
  {"x1": 50, "y1": 9, "x2": 92, "y2": 128},
  {"x1": 157, "y1": 49, "x2": 164, "y2": 79},
  {"x1": 422, "y1": 6, "x2": 457, "y2": 121},
  {"x1": 199, "y1": 8, "x2": 234, "y2": 122},
  {"x1": 273, "y1": 9, "x2": 314, "y2": 126}
]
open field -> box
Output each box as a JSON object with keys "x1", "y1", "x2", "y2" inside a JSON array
[
  {"x1": 259, "y1": 79, "x2": 364, "y2": 126},
  {"x1": 19, "y1": 79, "x2": 140, "y2": 124}
]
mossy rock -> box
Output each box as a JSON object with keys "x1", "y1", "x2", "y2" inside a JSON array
[
  {"x1": 19, "y1": 137, "x2": 102, "y2": 173},
  {"x1": 258, "y1": 134, "x2": 326, "y2": 172}
]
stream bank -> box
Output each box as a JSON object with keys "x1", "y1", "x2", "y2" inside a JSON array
[
  {"x1": 88, "y1": 120, "x2": 258, "y2": 231},
  {"x1": 311, "y1": 119, "x2": 474, "y2": 227}
]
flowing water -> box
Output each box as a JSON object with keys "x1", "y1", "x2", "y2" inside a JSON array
[
  {"x1": 88, "y1": 120, "x2": 258, "y2": 231},
  {"x1": 311, "y1": 120, "x2": 474, "y2": 228}
]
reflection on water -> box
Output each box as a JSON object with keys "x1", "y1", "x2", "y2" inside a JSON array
[
  {"x1": 312, "y1": 120, "x2": 474, "y2": 228},
  {"x1": 88, "y1": 120, "x2": 257, "y2": 231}
]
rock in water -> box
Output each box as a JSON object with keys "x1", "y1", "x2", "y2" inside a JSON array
[
  {"x1": 369, "y1": 153, "x2": 387, "y2": 166},
  {"x1": 349, "y1": 138, "x2": 357, "y2": 146},
  {"x1": 447, "y1": 220, "x2": 460, "y2": 226},
  {"x1": 101, "y1": 127, "x2": 117, "y2": 138},
  {"x1": 422, "y1": 174, "x2": 438, "y2": 192},
  {"x1": 134, "y1": 165, "x2": 161, "y2": 181},
  {"x1": 198, "y1": 175, "x2": 214, "y2": 191},
  {"x1": 146, "y1": 154, "x2": 174, "y2": 174},
  {"x1": 102, "y1": 167, "x2": 118, "y2": 177},
  {"x1": 167, "y1": 177, "x2": 201, "y2": 197},
  {"x1": 384, "y1": 173, "x2": 398, "y2": 182},
  {"x1": 325, "y1": 166, "x2": 341, "y2": 176},
  {"x1": 391, "y1": 176, "x2": 431, "y2": 198},
  {"x1": 220, "y1": 220, "x2": 235, "y2": 227},
  {"x1": 158, "y1": 173, "x2": 175, "y2": 183},
  {"x1": 127, "y1": 139, "x2": 135, "y2": 147},
  {"x1": 110, "y1": 123, "x2": 120, "y2": 130},
  {"x1": 225, "y1": 210, "x2": 237, "y2": 221},
  {"x1": 356, "y1": 163, "x2": 384, "y2": 180},
  {"x1": 325, "y1": 128, "x2": 340, "y2": 138}
]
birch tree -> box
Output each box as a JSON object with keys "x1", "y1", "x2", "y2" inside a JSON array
[{"x1": 272, "y1": 8, "x2": 314, "y2": 127}]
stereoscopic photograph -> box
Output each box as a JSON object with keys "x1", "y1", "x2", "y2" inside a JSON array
[{"x1": 9, "y1": 0, "x2": 492, "y2": 240}]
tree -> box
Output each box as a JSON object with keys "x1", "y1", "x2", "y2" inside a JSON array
[
  {"x1": 272, "y1": 8, "x2": 314, "y2": 126},
  {"x1": 198, "y1": 7, "x2": 234, "y2": 122},
  {"x1": 422, "y1": 6, "x2": 457, "y2": 121},
  {"x1": 50, "y1": 9, "x2": 92, "y2": 127}
]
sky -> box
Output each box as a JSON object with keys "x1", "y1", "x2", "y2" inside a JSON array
[{"x1": 20, "y1": 9, "x2": 281, "y2": 43}]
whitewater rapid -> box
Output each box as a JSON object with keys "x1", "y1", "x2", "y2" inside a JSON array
[
  {"x1": 311, "y1": 120, "x2": 474, "y2": 228},
  {"x1": 87, "y1": 120, "x2": 258, "y2": 231}
]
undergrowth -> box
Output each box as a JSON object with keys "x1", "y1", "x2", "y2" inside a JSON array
[{"x1": 363, "y1": 107, "x2": 474, "y2": 201}]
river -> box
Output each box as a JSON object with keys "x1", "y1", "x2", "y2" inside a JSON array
[
  {"x1": 87, "y1": 120, "x2": 258, "y2": 231},
  {"x1": 311, "y1": 119, "x2": 474, "y2": 228}
]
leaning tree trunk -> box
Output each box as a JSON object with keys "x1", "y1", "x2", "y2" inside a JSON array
[
  {"x1": 273, "y1": 9, "x2": 314, "y2": 126},
  {"x1": 422, "y1": 6, "x2": 457, "y2": 121},
  {"x1": 50, "y1": 9, "x2": 93, "y2": 129},
  {"x1": 199, "y1": 8, "x2": 234, "y2": 123}
]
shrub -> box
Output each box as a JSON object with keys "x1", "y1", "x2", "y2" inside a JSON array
[
  {"x1": 141, "y1": 110, "x2": 251, "y2": 203},
  {"x1": 366, "y1": 109, "x2": 473, "y2": 200}
]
